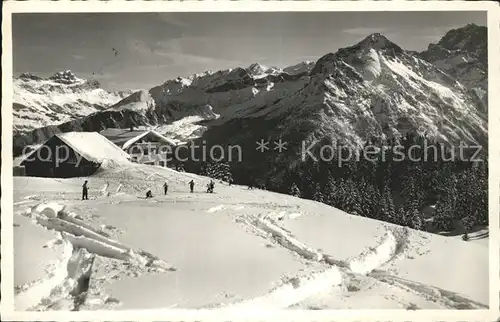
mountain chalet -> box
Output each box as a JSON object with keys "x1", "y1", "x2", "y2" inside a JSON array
[
  {"x1": 20, "y1": 132, "x2": 131, "y2": 178},
  {"x1": 17, "y1": 129, "x2": 178, "y2": 178},
  {"x1": 99, "y1": 128, "x2": 177, "y2": 166}
]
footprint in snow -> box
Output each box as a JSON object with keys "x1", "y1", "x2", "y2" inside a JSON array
[
  {"x1": 102, "y1": 224, "x2": 118, "y2": 231},
  {"x1": 105, "y1": 297, "x2": 121, "y2": 304}
]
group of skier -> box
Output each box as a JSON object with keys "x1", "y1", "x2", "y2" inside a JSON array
[
  {"x1": 145, "y1": 179, "x2": 215, "y2": 198},
  {"x1": 82, "y1": 178, "x2": 216, "y2": 200}
]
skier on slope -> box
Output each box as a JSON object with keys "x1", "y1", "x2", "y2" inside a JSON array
[
  {"x1": 82, "y1": 180, "x2": 89, "y2": 200},
  {"x1": 189, "y1": 180, "x2": 195, "y2": 193},
  {"x1": 163, "y1": 181, "x2": 169, "y2": 195},
  {"x1": 460, "y1": 217, "x2": 470, "y2": 241},
  {"x1": 146, "y1": 189, "x2": 153, "y2": 198},
  {"x1": 207, "y1": 180, "x2": 215, "y2": 193}
]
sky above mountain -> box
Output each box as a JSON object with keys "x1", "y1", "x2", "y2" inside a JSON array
[{"x1": 13, "y1": 11, "x2": 486, "y2": 91}]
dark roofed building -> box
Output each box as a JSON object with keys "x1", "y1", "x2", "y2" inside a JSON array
[{"x1": 20, "y1": 132, "x2": 130, "y2": 178}]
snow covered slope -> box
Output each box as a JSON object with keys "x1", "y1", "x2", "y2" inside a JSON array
[
  {"x1": 13, "y1": 71, "x2": 130, "y2": 136},
  {"x1": 13, "y1": 163, "x2": 488, "y2": 310}
]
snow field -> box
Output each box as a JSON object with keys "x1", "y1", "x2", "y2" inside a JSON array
[
  {"x1": 14, "y1": 198, "x2": 176, "y2": 310},
  {"x1": 12, "y1": 165, "x2": 489, "y2": 310}
]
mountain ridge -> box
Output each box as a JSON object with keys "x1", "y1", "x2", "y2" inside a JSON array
[
  {"x1": 13, "y1": 25, "x2": 488, "y2": 158},
  {"x1": 13, "y1": 70, "x2": 131, "y2": 136}
]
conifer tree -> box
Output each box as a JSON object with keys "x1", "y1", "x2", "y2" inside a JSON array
[
  {"x1": 434, "y1": 173, "x2": 458, "y2": 231},
  {"x1": 290, "y1": 183, "x2": 301, "y2": 198},
  {"x1": 313, "y1": 183, "x2": 324, "y2": 203},
  {"x1": 324, "y1": 175, "x2": 340, "y2": 208},
  {"x1": 379, "y1": 184, "x2": 396, "y2": 223}
]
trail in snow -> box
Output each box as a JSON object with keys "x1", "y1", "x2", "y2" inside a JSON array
[
  {"x1": 31, "y1": 246, "x2": 96, "y2": 311},
  {"x1": 224, "y1": 267, "x2": 343, "y2": 310},
  {"x1": 368, "y1": 270, "x2": 488, "y2": 309},
  {"x1": 15, "y1": 202, "x2": 176, "y2": 310},
  {"x1": 14, "y1": 181, "x2": 487, "y2": 311},
  {"x1": 347, "y1": 228, "x2": 406, "y2": 275},
  {"x1": 15, "y1": 240, "x2": 74, "y2": 311},
  {"x1": 220, "y1": 211, "x2": 403, "y2": 308},
  {"x1": 207, "y1": 204, "x2": 245, "y2": 213},
  {"x1": 252, "y1": 215, "x2": 324, "y2": 262},
  {"x1": 223, "y1": 208, "x2": 478, "y2": 310}
]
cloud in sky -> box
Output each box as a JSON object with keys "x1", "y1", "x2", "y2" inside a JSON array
[
  {"x1": 124, "y1": 37, "x2": 243, "y2": 70},
  {"x1": 342, "y1": 27, "x2": 391, "y2": 36},
  {"x1": 156, "y1": 13, "x2": 191, "y2": 28}
]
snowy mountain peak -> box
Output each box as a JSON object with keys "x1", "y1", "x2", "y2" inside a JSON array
[
  {"x1": 19, "y1": 73, "x2": 43, "y2": 81},
  {"x1": 246, "y1": 63, "x2": 269, "y2": 76},
  {"x1": 264, "y1": 66, "x2": 282, "y2": 75},
  {"x1": 13, "y1": 71, "x2": 131, "y2": 136},
  {"x1": 283, "y1": 61, "x2": 314, "y2": 75},
  {"x1": 48, "y1": 70, "x2": 82, "y2": 85},
  {"x1": 310, "y1": 33, "x2": 405, "y2": 77},
  {"x1": 355, "y1": 33, "x2": 403, "y2": 54}
]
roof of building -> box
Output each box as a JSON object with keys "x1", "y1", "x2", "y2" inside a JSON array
[
  {"x1": 100, "y1": 128, "x2": 177, "y2": 149},
  {"x1": 21, "y1": 132, "x2": 131, "y2": 165},
  {"x1": 99, "y1": 128, "x2": 148, "y2": 148}
]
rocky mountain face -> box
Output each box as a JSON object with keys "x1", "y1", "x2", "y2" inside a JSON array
[
  {"x1": 419, "y1": 24, "x2": 487, "y2": 113},
  {"x1": 13, "y1": 70, "x2": 130, "y2": 136},
  {"x1": 420, "y1": 24, "x2": 487, "y2": 90},
  {"x1": 13, "y1": 25, "x2": 487, "y2": 161},
  {"x1": 185, "y1": 31, "x2": 487, "y2": 184}
]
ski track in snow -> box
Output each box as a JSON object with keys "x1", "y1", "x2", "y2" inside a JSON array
[
  {"x1": 347, "y1": 230, "x2": 399, "y2": 275},
  {"x1": 224, "y1": 267, "x2": 343, "y2": 310},
  {"x1": 207, "y1": 204, "x2": 246, "y2": 213},
  {"x1": 368, "y1": 270, "x2": 487, "y2": 309},
  {"x1": 14, "y1": 196, "x2": 485, "y2": 310},
  {"x1": 15, "y1": 240, "x2": 74, "y2": 311},
  {"x1": 15, "y1": 202, "x2": 175, "y2": 310},
  {"x1": 213, "y1": 207, "x2": 482, "y2": 310}
]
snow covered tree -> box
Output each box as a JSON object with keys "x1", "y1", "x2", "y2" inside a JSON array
[
  {"x1": 434, "y1": 173, "x2": 458, "y2": 231},
  {"x1": 406, "y1": 208, "x2": 423, "y2": 230},
  {"x1": 454, "y1": 160, "x2": 488, "y2": 228},
  {"x1": 324, "y1": 176, "x2": 340, "y2": 208},
  {"x1": 203, "y1": 161, "x2": 233, "y2": 183},
  {"x1": 289, "y1": 183, "x2": 301, "y2": 198},
  {"x1": 338, "y1": 178, "x2": 360, "y2": 215},
  {"x1": 379, "y1": 184, "x2": 396, "y2": 223},
  {"x1": 358, "y1": 181, "x2": 381, "y2": 219},
  {"x1": 312, "y1": 183, "x2": 324, "y2": 203}
]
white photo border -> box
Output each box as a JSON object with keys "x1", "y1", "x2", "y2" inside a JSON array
[{"x1": 1, "y1": 1, "x2": 499, "y2": 321}]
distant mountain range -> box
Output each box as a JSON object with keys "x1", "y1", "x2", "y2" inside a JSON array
[
  {"x1": 13, "y1": 24, "x2": 487, "y2": 157},
  {"x1": 13, "y1": 70, "x2": 131, "y2": 136}
]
